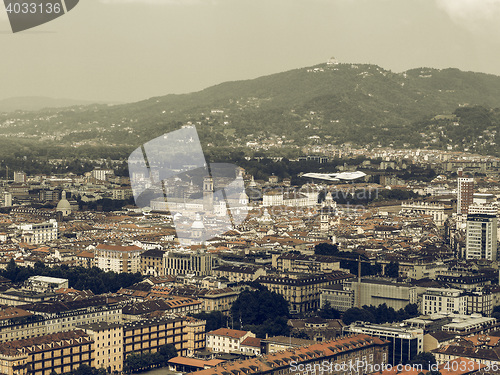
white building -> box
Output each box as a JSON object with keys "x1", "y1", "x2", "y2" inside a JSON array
[
  {"x1": 466, "y1": 214, "x2": 498, "y2": 261},
  {"x1": 91, "y1": 169, "x2": 114, "y2": 181},
  {"x1": 18, "y1": 219, "x2": 58, "y2": 245},
  {"x1": 206, "y1": 328, "x2": 256, "y2": 354},
  {"x1": 422, "y1": 288, "x2": 467, "y2": 315},
  {"x1": 94, "y1": 243, "x2": 144, "y2": 273},
  {"x1": 26, "y1": 276, "x2": 68, "y2": 292}
]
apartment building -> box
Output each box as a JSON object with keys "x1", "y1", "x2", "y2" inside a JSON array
[
  {"x1": 140, "y1": 249, "x2": 165, "y2": 276},
  {"x1": 94, "y1": 243, "x2": 144, "y2": 274},
  {"x1": 0, "y1": 330, "x2": 93, "y2": 375},
  {"x1": 18, "y1": 220, "x2": 58, "y2": 245},
  {"x1": 0, "y1": 297, "x2": 123, "y2": 342},
  {"x1": 123, "y1": 317, "x2": 188, "y2": 357},
  {"x1": 185, "y1": 317, "x2": 206, "y2": 356},
  {"x1": 79, "y1": 322, "x2": 123, "y2": 373}
]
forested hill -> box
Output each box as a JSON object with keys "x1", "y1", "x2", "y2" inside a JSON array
[{"x1": 1, "y1": 62, "x2": 500, "y2": 166}]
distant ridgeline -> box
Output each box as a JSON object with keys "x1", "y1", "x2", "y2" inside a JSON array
[{"x1": 0, "y1": 63, "x2": 500, "y2": 166}]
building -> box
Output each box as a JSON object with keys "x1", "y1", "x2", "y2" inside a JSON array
[
  {"x1": 342, "y1": 278, "x2": 417, "y2": 311},
  {"x1": 187, "y1": 334, "x2": 389, "y2": 375},
  {"x1": 123, "y1": 317, "x2": 188, "y2": 357},
  {"x1": 400, "y1": 202, "x2": 447, "y2": 226},
  {"x1": 18, "y1": 220, "x2": 58, "y2": 245},
  {"x1": 94, "y1": 243, "x2": 144, "y2": 273},
  {"x1": 13, "y1": 172, "x2": 26, "y2": 184},
  {"x1": 258, "y1": 272, "x2": 353, "y2": 314},
  {"x1": 0, "y1": 330, "x2": 93, "y2": 375},
  {"x1": 272, "y1": 253, "x2": 341, "y2": 274},
  {"x1": 185, "y1": 317, "x2": 206, "y2": 356},
  {"x1": 91, "y1": 169, "x2": 114, "y2": 181},
  {"x1": 26, "y1": 276, "x2": 68, "y2": 293},
  {"x1": 205, "y1": 328, "x2": 255, "y2": 354},
  {"x1": 140, "y1": 249, "x2": 165, "y2": 276},
  {"x1": 212, "y1": 265, "x2": 266, "y2": 283},
  {"x1": 421, "y1": 288, "x2": 467, "y2": 315},
  {"x1": 466, "y1": 214, "x2": 498, "y2": 261},
  {"x1": 343, "y1": 322, "x2": 423, "y2": 365},
  {"x1": 164, "y1": 251, "x2": 213, "y2": 276},
  {"x1": 0, "y1": 297, "x2": 123, "y2": 342},
  {"x1": 261, "y1": 335, "x2": 316, "y2": 353},
  {"x1": 457, "y1": 174, "x2": 474, "y2": 215},
  {"x1": 466, "y1": 290, "x2": 493, "y2": 316},
  {"x1": 79, "y1": 322, "x2": 123, "y2": 373},
  {"x1": 320, "y1": 284, "x2": 355, "y2": 312}
]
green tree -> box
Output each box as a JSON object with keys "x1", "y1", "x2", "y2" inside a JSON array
[
  {"x1": 410, "y1": 352, "x2": 437, "y2": 371},
  {"x1": 384, "y1": 261, "x2": 399, "y2": 278},
  {"x1": 319, "y1": 301, "x2": 341, "y2": 319}
]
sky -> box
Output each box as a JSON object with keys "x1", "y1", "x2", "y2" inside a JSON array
[{"x1": 2, "y1": 0, "x2": 500, "y2": 103}]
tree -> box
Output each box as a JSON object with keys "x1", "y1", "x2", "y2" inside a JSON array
[
  {"x1": 314, "y1": 243, "x2": 338, "y2": 256},
  {"x1": 410, "y1": 352, "x2": 437, "y2": 371},
  {"x1": 189, "y1": 311, "x2": 227, "y2": 332},
  {"x1": 158, "y1": 344, "x2": 177, "y2": 364},
  {"x1": 319, "y1": 301, "x2": 341, "y2": 319},
  {"x1": 384, "y1": 261, "x2": 399, "y2": 278},
  {"x1": 231, "y1": 289, "x2": 289, "y2": 327}
]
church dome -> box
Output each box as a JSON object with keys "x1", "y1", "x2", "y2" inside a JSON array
[{"x1": 56, "y1": 191, "x2": 72, "y2": 216}]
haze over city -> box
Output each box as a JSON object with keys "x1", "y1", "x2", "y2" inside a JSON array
[{"x1": 2, "y1": 0, "x2": 500, "y2": 102}]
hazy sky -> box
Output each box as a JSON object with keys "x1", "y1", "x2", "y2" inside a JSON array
[{"x1": 2, "y1": 0, "x2": 500, "y2": 102}]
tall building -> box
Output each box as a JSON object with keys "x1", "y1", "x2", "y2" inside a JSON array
[
  {"x1": 457, "y1": 172, "x2": 474, "y2": 215},
  {"x1": 466, "y1": 214, "x2": 498, "y2": 261}
]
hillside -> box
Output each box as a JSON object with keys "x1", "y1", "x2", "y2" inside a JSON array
[{"x1": 1, "y1": 62, "x2": 500, "y2": 167}]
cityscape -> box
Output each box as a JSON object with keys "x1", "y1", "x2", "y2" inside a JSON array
[{"x1": 2, "y1": 1, "x2": 500, "y2": 375}]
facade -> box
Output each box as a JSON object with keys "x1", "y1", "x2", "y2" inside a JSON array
[
  {"x1": 205, "y1": 328, "x2": 255, "y2": 354},
  {"x1": 185, "y1": 317, "x2": 206, "y2": 356},
  {"x1": 258, "y1": 272, "x2": 353, "y2": 314},
  {"x1": 0, "y1": 330, "x2": 93, "y2": 375},
  {"x1": 163, "y1": 251, "x2": 213, "y2": 276},
  {"x1": 422, "y1": 288, "x2": 467, "y2": 315},
  {"x1": 94, "y1": 243, "x2": 144, "y2": 273},
  {"x1": 343, "y1": 322, "x2": 423, "y2": 365},
  {"x1": 18, "y1": 220, "x2": 58, "y2": 245},
  {"x1": 79, "y1": 322, "x2": 123, "y2": 373},
  {"x1": 342, "y1": 278, "x2": 417, "y2": 311},
  {"x1": 466, "y1": 214, "x2": 498, "y2": 261},
  {"x1": 140, "y1": 249, "x2": 165, "y2": 276},
  {"x1": 123, "y1": 317, "x2": 188, "y2": 357}
]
